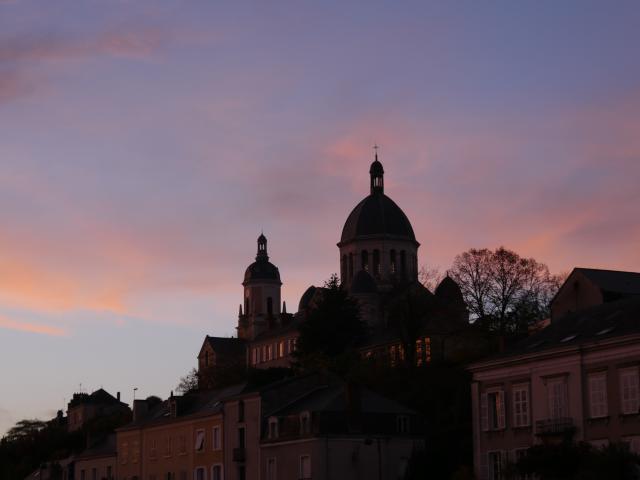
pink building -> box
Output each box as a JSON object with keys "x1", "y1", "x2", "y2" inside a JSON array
[{"x1": 469, "y1": 294, "x2": 640, "y2": 480}]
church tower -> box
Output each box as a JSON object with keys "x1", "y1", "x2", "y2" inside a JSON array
[
  {"x1": 237, "y1": 233, "x2": 282, "y2": 341},
  {"x1": 338, "y1": 152, "x2": 420, "y2": 292}
]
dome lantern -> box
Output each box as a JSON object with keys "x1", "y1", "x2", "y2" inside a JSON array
[{"x1": 370, "y1": 149, "x2": 384, "y2": 195}]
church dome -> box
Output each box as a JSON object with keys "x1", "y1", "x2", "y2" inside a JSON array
[
  {"x1": 298, "y1": 285, "x2": 317, "y2": 311},
  {"x1": 340, "y1": 193, "x2": 416, "y2": 244},
  {"x1": 243, "y1": 233, "x2": 281, "y2": 284},
  {"x1": 339, "y1": 155, "x2": 417, "y2": 245}
]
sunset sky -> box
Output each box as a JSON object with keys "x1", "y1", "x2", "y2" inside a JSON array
[{"x1": 1, "y1": 0, "x2": 640, "y2": 435}]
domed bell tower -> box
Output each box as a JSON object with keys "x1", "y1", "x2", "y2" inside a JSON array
[{"x1": 237, "y1": 234, "x2": 282, "y2": 341}]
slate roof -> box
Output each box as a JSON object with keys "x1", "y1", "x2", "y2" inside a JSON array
[
  {"x1": 575, "y1": 268, "x2": 640, "y2": 296},
  {"x1": 340, "y1": 193, "x2": 417, "y2": 245},
  {"x1": 203, "y1": 336, "x2": 246, "y2": 357},
  {"x1": 495, "y1": 296, "x2": 640, "y2": 360},
  {"x1": 68, "y1": 388, "x2": 127, "y2": 408}
]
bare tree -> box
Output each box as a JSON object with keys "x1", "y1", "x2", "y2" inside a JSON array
[
  {"x1": 450, "y1": 247, "x2": 560, "y2": 334},
  {"x1": 176, "y1": 368, "x2": 199, "y2": 394},
  {"x1": 418, "y1": 265, "x2": 444, "y2": 292}
]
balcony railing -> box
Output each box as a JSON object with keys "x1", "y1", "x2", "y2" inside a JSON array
[
  {"x1": 233, "y1": 447, "x2": 246, "y2": 462},
  {"x1": 535, "y1": 417, "x2": 575, "y2": 436}
]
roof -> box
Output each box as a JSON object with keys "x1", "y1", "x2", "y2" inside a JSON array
[
  {"x1": 76, "y1": 434, "x2": 116, "y2": 460},
  {"x1": 271, "y1": 383, "x2": 417, "y2": 417},
  {"x1": 340, "y1": 193, "x2": 417, "y2": 245},
  {"x1": 243, "y1": 258, "x2": 281, "y2": 283},
  {"x1": 201, "y1": 336, "x2": 246, "y2": 357},
  {"x1": 478, "y1": 296, "x2": 640, "y2": 364},
  {"x1": 435, "y1": 275, "x2": 464, "y2": 304},
  {"x1": 574, "y1": 268, "x2": 640, "y2": 296},
  {"x1": 68, "y1": 388, "x2": 127, "y2": 408}
]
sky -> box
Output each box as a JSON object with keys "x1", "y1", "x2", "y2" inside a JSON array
[{"x1": 1, "y1": 0, "x2": 639, "y2": 435}]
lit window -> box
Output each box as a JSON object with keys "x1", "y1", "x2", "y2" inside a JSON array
[
  {"x1": 620, "y1": 367, "x2": 639, "y2": 415},
  {"x1": 588, "y1": 373, "x2": 608, "y2": 418},
  {"x1": 278, "y1": 341, "x2": 285, "y2": 358},
  {"x1": 512, "y1": 384, "x2": 530, "y2": 427},
  {"x1": 481, "y1": 390, "x2": 506, "y2": 431},
  {"x1": 416, "y1": 339, "x2": 423, "y2": 366},
  {"x1": 252, "y1": 348, "x2": 258, "y2": 365},
  {"x1": 195, "y1": 429, "x2": 205, "y2": 452}
]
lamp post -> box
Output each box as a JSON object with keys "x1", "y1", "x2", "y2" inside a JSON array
[{"x1": 133, "y1": 387, "x2": 138, "y2": 401}]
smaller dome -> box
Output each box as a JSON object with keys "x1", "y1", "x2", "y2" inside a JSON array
[
  {"x1": 351, "y1": 270, "x2": 377, "y2": 294},
  {"x1": 298, "y1": 286, "x2": 317, "y2": 311},
  {"x1": 435, "y1": 276, "x2": 464, "y2": 304},
  {"x1": 243, "y1": 261, "x2": 281, "y2": 284}
]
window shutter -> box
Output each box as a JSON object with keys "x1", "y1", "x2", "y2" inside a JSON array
[
  {"x1": 498, "y1": 391, "x2": 506, "y2": 430},
  {"x1": 481, "y1": 393, "x2": 489, "y2": 432}
]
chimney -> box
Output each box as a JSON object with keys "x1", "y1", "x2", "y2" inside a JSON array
[
  {"x1": 132, "y1": 399, "x2": 148, "y2": 423},
  {"x1": 117, "y1": 391, "x2": 121, "y2": 402}
]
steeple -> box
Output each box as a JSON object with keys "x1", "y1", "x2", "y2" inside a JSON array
[
  {"x1": 369, "y1": 146, "x2": 384, "y2": 195},
  {"x1": 256, "y1": 233, "x2": 268, "y2": 261}
]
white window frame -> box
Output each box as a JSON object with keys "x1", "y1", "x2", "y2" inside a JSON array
[
  {"x1": 211, "y1": 464, "x2": 223, "y2": 480},
  {"x1": 212, "y1": 425, "x2": 221, "y2": 451},
  {"x1": 512, "y1": 383, "x2": 531, "y2": 427},
  {"x1": 547, "y1": 378, "x2": 568, "y2": 419},
  {"x1": 193, "y1": 466, "x2": 206, "y2": 480},
  {"x1": 195, "y1": 429, "x2": 205, "y2": 452},
  {"x1": 487, "y1": 450, "x2": 504, "y2": 480},
  {"x1": 266, "y1": 457, "x2": 277, "y2": 480},
  {"x1": 480, "y1": 389, "x2": 506, "y2": 431},
  {"x1": 588, "y1": 372, "x2": 608, "y2": 418},
  {"x1": 620, "y1": 367, "x2": 639, "y2": 415},
  {"x1": 299, "y1": 454, "x2": 311, "y2": 480}
]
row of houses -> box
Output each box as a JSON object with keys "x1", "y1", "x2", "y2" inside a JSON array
[
  {"x1": 63, "y1": 374, "x2": 423, "y2": 480},
  {"x1": 469, "y1": 267, "x2": 640, "y2": 479}
]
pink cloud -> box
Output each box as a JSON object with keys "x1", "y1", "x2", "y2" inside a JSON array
[{"x1": 0, "y1": 314, "x2": 67, "y2": 336}]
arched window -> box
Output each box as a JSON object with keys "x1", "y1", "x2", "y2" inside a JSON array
[
  {"x1": 361, "y1": 250, "x2": 369, "y2": 272},
  {"x1": 390, "y1": 250, "x2": 396, "y2": 274},
  {"x1": 348, "y1": 253, "x2": 354, "y2": 279},
  {"x1": 400, "y1": 250, "x2": 406, "y2": 278},
  {"x1": 267, "y1": 297, "x2": 273, "y2": 316},
  {"x1": 373, "y1": 249, "x2": 380, "y2": 276}
]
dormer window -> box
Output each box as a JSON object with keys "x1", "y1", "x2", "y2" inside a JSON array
[{"x1": 268, "y1": 417, "x2": 279, "y2": 439}]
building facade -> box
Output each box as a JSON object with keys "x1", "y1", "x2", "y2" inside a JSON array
[{"x1": 469, "y1": 292, "x2": 640, "y2": 480}]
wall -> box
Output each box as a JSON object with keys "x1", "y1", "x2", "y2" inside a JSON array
[
  {"x1": 551, "y1": 270, "x2": 603, "y2": 321},
  {"x1": 75, "y1": 455, "x2": 116, "y2": 480}
]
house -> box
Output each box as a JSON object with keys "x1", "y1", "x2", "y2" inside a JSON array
[
  {"x1": 67, "y1": 389, "x2": 129, "y2": 432},
  {"x1": 116, "y1": 386, "x2": 242, "y2": 480},
  {"x1": 469, "y1": 292, "x2": 640, "y2": 480},
  {"x1": 75, "y1": 434, "x2": 117, "y2": 480},
  {"x1": 221, "y1": 373, "x2": 423, "y2": 480}
]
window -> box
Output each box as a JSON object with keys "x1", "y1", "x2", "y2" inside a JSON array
[
  {"x1": 268, "y1": 417, "x2": 278, "y2": 439},
  {"x1": 238, "y1": 466, "x2": 246, "y2": 480},
  {"x1": 300, "y1": 412, "x2": 310, "y2": 435},
  {"x1": 195, "y1": 429, "x2": 205, "y2": 452},
  {"x1": 590, "y1": 438, "x2": 609, "y2": 449},
  {"x1": 180, "y1": 472, "x2": 187, "y2": 480},
  {"x1": 267, "y1": 344, "x2": 273, "y2": 361},
  {"x1": 620, "y1": 367, "x2": 639, "y2": 415},
  {"x1": 92, "y1": 468, "x2": 97, "y2": 480},
  {"x1": 238, "y1": 426, "x2": 246, "y2": 448},
  {"x1": 512, "y1": 384, "x2": 530, "y2": 427},
  {"x1": 299, "y1": 455, "x2": 311, "y2": 480},
  {"x1": 390, "y1": 250, "x2": 396, "y2": 274},
  {"x1": 252, "y1": 348, "x2": 258, "y2": 365},
  {"x1": 588, "y1": 373, "x2": 608, "y2": 418},
  {"x1": 121, "y1": 442, "x2": 129, "y2": 464},
  {"x1": 390, "y1": 345, "x2": 397, "y2": 367},
  {"x1": 193, "y1": 467, "x2": 205, "y2": 480},
  {"x1": 396, "y1": 415, "x2": 409, "y2": 433},
  {"x1": 261, "y1": 346, "x2": 266, "y2": 362},
  {"x1": 288, "y1": 338, "x2": 296, "y2": 354},
  {"x1": 278, "y1": 341, "x2": 285, "y2": 358},
  {"x1": 267, "y1": 458, "x2": 277, "y2": 480},
  {"x1": 512, "y1": 449, "x2": 530, "y2": 480},
  {"x1": 361, "y1": 250, "x2": 369, "y2": 271},
  {"x1": 624, "y1": 436, "x2": 640, "y2": 454},
  {"x1": 212, "y1": 426, "x2": 221, "y2": 451},
  {"x1": 238, "y1": 401, "x2": 245, "y2": 422},
  {"x1": 133, "y1": 440, "x2": 140, "y2": 463},
  {"x1": 416, "y1": 339, "x2": 423, "y2": 366},
  {"x1": 80, "y1": 470, "x2": 86, "y2": 480},
  {"x1": 211, "y1": 465, "x2": 222, "y2": 480},
  {"x1": 481, "y1": 390, "x2": 506, "y2": 431},
  {"x1": 150, "y1": 439, "x2": 158, "y2": 459},
  {"x1": 373, "y1": 249, "x2": 380, "y2": 276},
  {"x1": 179, "y1": 435, "x2": 186, "y2": 454},
  {"x1": 267, "y1": 297, "x2": 273, "y2": 315},
  {"x1": 547, "y1": 378, "x2": 568, "y2": 419},
  {"x1": 487, "y1": 451, "x2": 503, "y2": 480},
  {"x1": 165, "y1": 436, "x2": 172, "y2": 457},
  {"x1": 106, "y1": 466, "x2": 112, "y2": 480}
]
